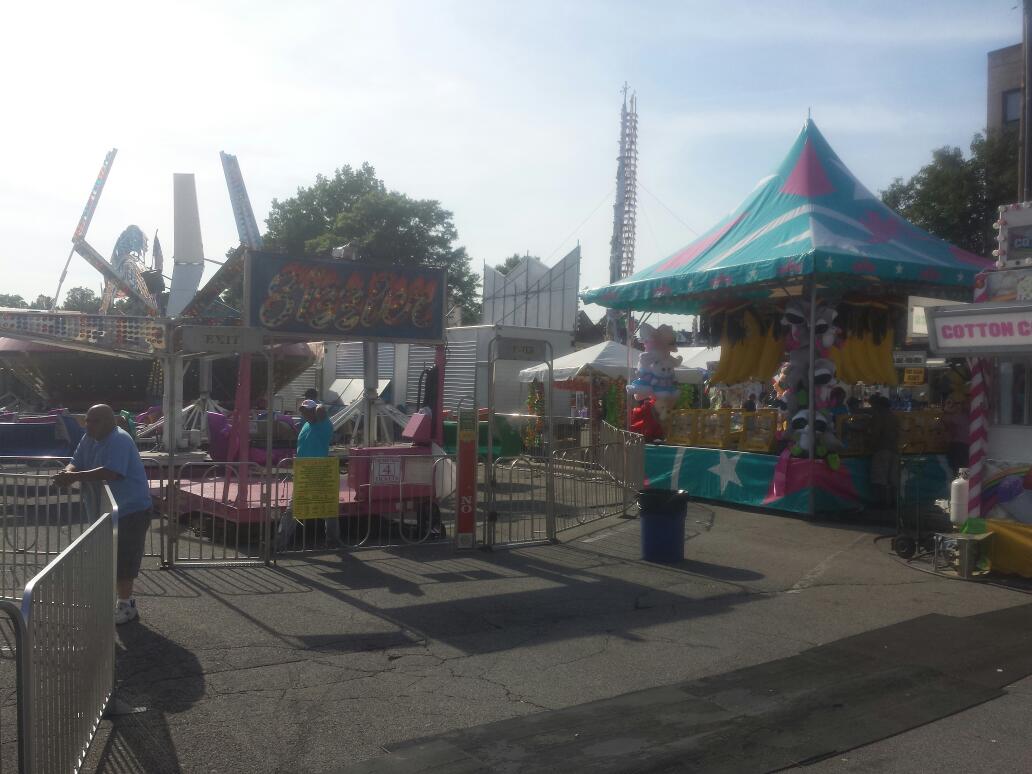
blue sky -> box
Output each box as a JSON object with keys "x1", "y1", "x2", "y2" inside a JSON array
[{"x1": 0, "y1": 0, "x2": 1021, "y2": 315}]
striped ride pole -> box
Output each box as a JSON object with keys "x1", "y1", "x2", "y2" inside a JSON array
[{"x1": 967, "y1": 272, "x2": 990, "y2": 519}]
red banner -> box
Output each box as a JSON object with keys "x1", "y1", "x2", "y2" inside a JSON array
[{"x1": 455, "y1": 408, "x2": 477, "y2": 547}]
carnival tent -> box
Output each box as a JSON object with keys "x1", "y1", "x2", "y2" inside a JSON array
[
  {"x1": 518, "y1": 340, "x2": 706, "y2": 384},
  {"x1": 582, "y1": 119, "x2": 993, "y2": 313},
  {"x1": 678, "y1": 346, "x2": 721, "y2": 371},
  {"x1": 579, "y1": 119, "x2": 994, "y2": 518}
]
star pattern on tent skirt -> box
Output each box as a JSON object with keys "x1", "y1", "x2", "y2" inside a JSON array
[
  {"x1": 895, "y1": 264, "x2": 904, "y2": 274},
  {"x1": 708, "y1": 451, "x2": 742, "y2": 494}
]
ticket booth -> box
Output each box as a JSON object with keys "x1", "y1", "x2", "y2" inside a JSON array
[{"x1": 928, "y1": 279, "x2": 1032, "y2": 578}]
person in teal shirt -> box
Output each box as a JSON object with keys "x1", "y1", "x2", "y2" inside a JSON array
[
  {"x1": 296, "y1": 400, "x2": 332, "y2": 457},
  {"x1": 277, "y1": 400, "x2": 340, "y2": 548}
]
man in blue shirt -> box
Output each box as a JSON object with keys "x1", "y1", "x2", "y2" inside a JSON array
[
  {"x1": 53, "y1": 404, "x2": 152, "y2": 624},
  {"x1": 277, "y1": 400, "x2": 340, "y2": 549}
]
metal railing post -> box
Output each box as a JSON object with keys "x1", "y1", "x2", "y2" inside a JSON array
[
  {"x1": 544, "y1": 345, "x2": 556, "y2": 541},
  {"x1": 166, "y1": 360, "x2": 179, "y2": 569},
  {"x1": 166, "y1": 462, "x2": 178, "y2": 569},
  {"x1": 264, "y1": 348, "x2": 274, "y2": 566},
  {"x1": 486, "y1": 339, "x2": 497, "y2": 549},
  {"x1": 622, "y1": 441, "x2": 629, "y2": 516},
  {"x1": 0, "y1": 600, "x2": 29, "y2": 774}
]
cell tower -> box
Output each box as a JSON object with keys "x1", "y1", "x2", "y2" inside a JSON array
[{"x1": 609, "y1": 83, "x2": 638, "y2": 283}]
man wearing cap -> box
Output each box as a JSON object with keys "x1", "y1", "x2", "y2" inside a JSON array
[{"x1": 277, "y1": 399, "x2": 341, "y2": 548}]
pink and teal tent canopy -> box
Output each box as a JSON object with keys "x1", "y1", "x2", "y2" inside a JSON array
[{"x1": 582, "y1": 119, "x2": 993, "y2": 313}]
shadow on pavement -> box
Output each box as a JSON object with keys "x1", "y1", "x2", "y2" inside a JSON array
[
  {"x1": 273, "y1": 536, "x2": 769, "y2": 657},
  {"x1": 677, "y1": 558, "x2": 765, "y2": 582},
  {"x1": 338, "y1": 602, "x2": 1032, "y2": 774},
  {"x1": 90, "y1": 623, "x2": 205, "y2": 774}
]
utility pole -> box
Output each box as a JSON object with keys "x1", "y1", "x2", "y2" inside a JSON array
[{"x1": 1023, "y1": 0, "x2": 1032, "y2": 200}]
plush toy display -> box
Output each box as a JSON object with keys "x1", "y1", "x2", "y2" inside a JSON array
[
  {"x1": 773, "y1": 299, "x2": 844, "y2": 454},
  {"x1": 781, "y1": 300, "x2": 810, "y2": 351},
  {"x1": 628, "y1": 323, "x2": 682, "y2": 432},
  {"x1": 775, "y1": 349, "x2": 811, "y2": 416},
  {"x1": 813, "y1": 358, "x2": 838, "y2": 408},
  {"x1": 630, "y1": 397, "x2": 665, "y2": 441},
  {"x1": 627, "y1": 349, "x2": 660, "y2": 400},
  {"x1": 788, "y1": 409, "x2": 844, "y2": 470},
  {"x1": 813, "y1": 304, "x2": 841, "y2": 352}
]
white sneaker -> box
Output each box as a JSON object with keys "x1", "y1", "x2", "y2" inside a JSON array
[{"x1": 115, "y1": 599, "x2": 139, "y2": 625}]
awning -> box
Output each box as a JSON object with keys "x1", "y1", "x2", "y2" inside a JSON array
[{"x1": 582, "y1": 119, "x2": 991, "y2": 314}]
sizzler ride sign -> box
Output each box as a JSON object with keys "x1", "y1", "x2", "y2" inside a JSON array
[{"x1": 247, "y1": 251, "x2": 445, "y2": 343}]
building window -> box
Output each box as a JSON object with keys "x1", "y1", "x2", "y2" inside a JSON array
[
  {"x1": 1004, "y1": 89, "x2": 1022, "y2": 126},
  {"x1": 996, "y1": 359, "x2": 1032, "y2": 425}
]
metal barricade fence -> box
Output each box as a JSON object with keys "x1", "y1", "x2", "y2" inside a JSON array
[
  {"x1": 0, "y1": 600, "x2": 25, "y2": 774},
  {"x1": 0, "y1": 471, "x2": 86, "y2": 601},
  {"x1": 484, "y1": 455, "x2": 553, "y2": 546},
  {"x1": 20, "y1": 509, "x2": 115, "y2": 774},
  {"x1": 484, "y1": 437, "x2": 644, "y2": 548},
  {"x1": 551, "y1": 443, "x2": 632, "y2": 532},
  {"x1": 0, "y1": 470, "x2": 118, "y2": 774},
  {"x1": 139, "y1": 458, "x2": 174, "y2": 563},
  {"x1": 273, "y1": 454, "x2": 457, "y2": 553},
  {"x1": 598, "y1": 422, "x2": 645, "y2": 491},
  {"x1": 167, "y1": 461, "x2": 272, "y2": 566},
  {"x1": 0, "y1": 454, "x2": 163, "y2": 571}
]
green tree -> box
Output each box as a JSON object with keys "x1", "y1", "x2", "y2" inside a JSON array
[
  {"x1": 881, "y1": 127, "x2": 1018, "y2": 257},
  {"x1": 111, "y1": 296, "x2": 153, "y2": 316},
  {"x1": 262, "y1": 164, "x2": 481, "y2": 323},
  {"x1": 29, "y1": 294, "x2": 53, "y2": 310},
  {"x1": 264, "y1": 164, "x2": 384, "y2": 256},
  {"x1": 61, "y1": 286, "x2": 102, "y2": 313},
  {"x1": 0, "y1": 294, "x2": 27, "y2": 309},
  {"x1": 496, "y1": 253, "x2": 539, "y2": 275}
]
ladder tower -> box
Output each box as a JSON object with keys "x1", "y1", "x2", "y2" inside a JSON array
[
  {"x1": 607, "y1": 84, "x2": 638, "y2": 343},
  {"x1": 609, "y1": 84, "x2": 638, "y2": 284}
]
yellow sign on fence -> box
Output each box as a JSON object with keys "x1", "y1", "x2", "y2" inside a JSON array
[
  {"x1": 292, "y1": 457, "x2": 340, "y2": 519},
  {"x1": 903, "y1": 367, "x2": 926, "y2": 386}
]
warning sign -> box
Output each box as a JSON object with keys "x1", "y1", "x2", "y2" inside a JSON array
[
  {"x1": 903, "y1": 367, "x2": 926, "y2": 386},
  {"x1": 292, "y1": 457, "x2": 340, "y2": 519}
]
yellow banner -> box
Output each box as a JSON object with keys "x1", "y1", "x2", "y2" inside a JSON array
[
  {"x1": 987, "y1": 519, "x2": 1032, "y2": 579},
  {"x1": 292, "y1": 457, "x2": 340, "y2": 519}
]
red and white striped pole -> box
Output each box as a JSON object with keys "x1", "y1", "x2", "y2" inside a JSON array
[{"x1": 967, "y1": 272, "x2": 990, "y2": 519}]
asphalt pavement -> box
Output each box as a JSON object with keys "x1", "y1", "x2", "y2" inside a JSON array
[{"x1": 82, "y1": 503, "x2": 1032, "y2": 773}]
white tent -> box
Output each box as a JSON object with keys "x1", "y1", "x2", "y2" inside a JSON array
[
  {"x1": 677, "y1": 346, "x2": 721, "y2": 371},
  {"x1": 518, "y1": 340, "x2": 706, "y2": 385}
]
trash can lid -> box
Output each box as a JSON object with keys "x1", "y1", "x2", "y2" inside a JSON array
[{"x1": 637, "y1": 488, "x2": 690, "y2": 510}]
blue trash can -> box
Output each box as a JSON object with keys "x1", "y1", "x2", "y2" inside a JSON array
[{"x1": 638, "y1": 488, "x2": 690, "y2": 563}]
